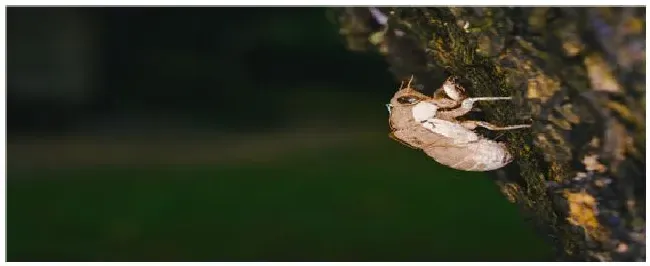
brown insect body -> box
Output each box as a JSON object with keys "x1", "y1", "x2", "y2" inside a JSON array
[{"x1": 387, "y1": 76, "x2": 530, "y2": 172}]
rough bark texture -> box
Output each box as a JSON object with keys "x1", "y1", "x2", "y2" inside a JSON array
[{"x1": 332, "y1": 7, "x2": 645, "y2": 262}]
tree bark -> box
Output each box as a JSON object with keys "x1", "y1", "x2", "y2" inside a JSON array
[{"x1": 332, "y1": 7, "x2": 645, "y2": 262}]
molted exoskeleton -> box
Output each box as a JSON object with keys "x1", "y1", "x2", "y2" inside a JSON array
[{"x1": 387, "y1": 76, "x2": 531, "y2": 171}]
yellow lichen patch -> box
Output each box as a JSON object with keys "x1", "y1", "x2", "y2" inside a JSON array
[
  {"x1": 606, "y1": 101, "x2": 641, "y2": 126},
  {"x1": 584, "y1": 54, "x2": 622, "y2": 93},
  {"x1": 542, "y1": 104, "x2": 581, "y2": 131},
  {"x1": 564, "y1": 190, "x2": 610, "y2": 242},
  {"x1": 534, "y1": 125, "x2": 571, "y2": 161},
  {"x1": 556, "y1": 22, "x2": 584, "y2": 57},
  {"x1": 593, "y1": 177, "x2": 609, "y2": 188},
  {"x1": 583, "y1": 154, "x2": 607, "y2": 173},
  {"x1": 562, "y1": 40, "x2": 584, "y2": 57},
  {"x1": 369, "y1": 31, "x2": 386, "y2": 46},
  {"x1": 549, "y1": 117, "x2": 572, "y2": 131},
  {"x1": 369, "y1": 31, "x2": 390, "y2": 55},
  {"x1": 589, "y1": 137, "x2": 601, "y2": 149},
  {"x1": 557, "y1": 104, "x2": 581, "y2": 124},
  {"x1": 526, "y1": 73, "x2": 561, "y2": 101}
]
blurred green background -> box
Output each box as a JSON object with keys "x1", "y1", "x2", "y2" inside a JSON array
[{"x1": 7, "y1": 7, "x2": 552, "y2": 261}]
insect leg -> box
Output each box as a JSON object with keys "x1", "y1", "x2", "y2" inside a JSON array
[
  {"x1": 468, "y1": 97, "x2": 512, "y2": 101},
  {"x1": 437, "y1": 97, "x2": 514, "y2": 119},
  {"x1": 461, "y1": 120, "x2": 531, "y2": 131},
  {"x1": 460, "y1": 97, "x2": 512, "y2": 109}
]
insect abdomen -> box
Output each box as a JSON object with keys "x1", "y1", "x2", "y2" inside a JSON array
[{"x1": 422, "y1": 140, "x2": 513, "y2": 171}]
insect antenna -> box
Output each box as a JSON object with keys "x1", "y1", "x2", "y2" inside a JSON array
[{"x1": 406, "y1": 75, "x2": 414, "y2": 89}]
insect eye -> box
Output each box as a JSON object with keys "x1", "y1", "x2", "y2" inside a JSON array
[{"x1": 397, "y1": 96, "x2": 422, "y2": 105}]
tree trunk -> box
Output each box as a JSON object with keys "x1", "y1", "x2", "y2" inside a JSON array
[{"x1": 332, "y1": 7, "x2": 645, "y2": 262}]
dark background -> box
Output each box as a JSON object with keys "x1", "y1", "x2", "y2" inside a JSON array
[{"x1": 7, "y1": 7, "x2": 552, "y2": 261}]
